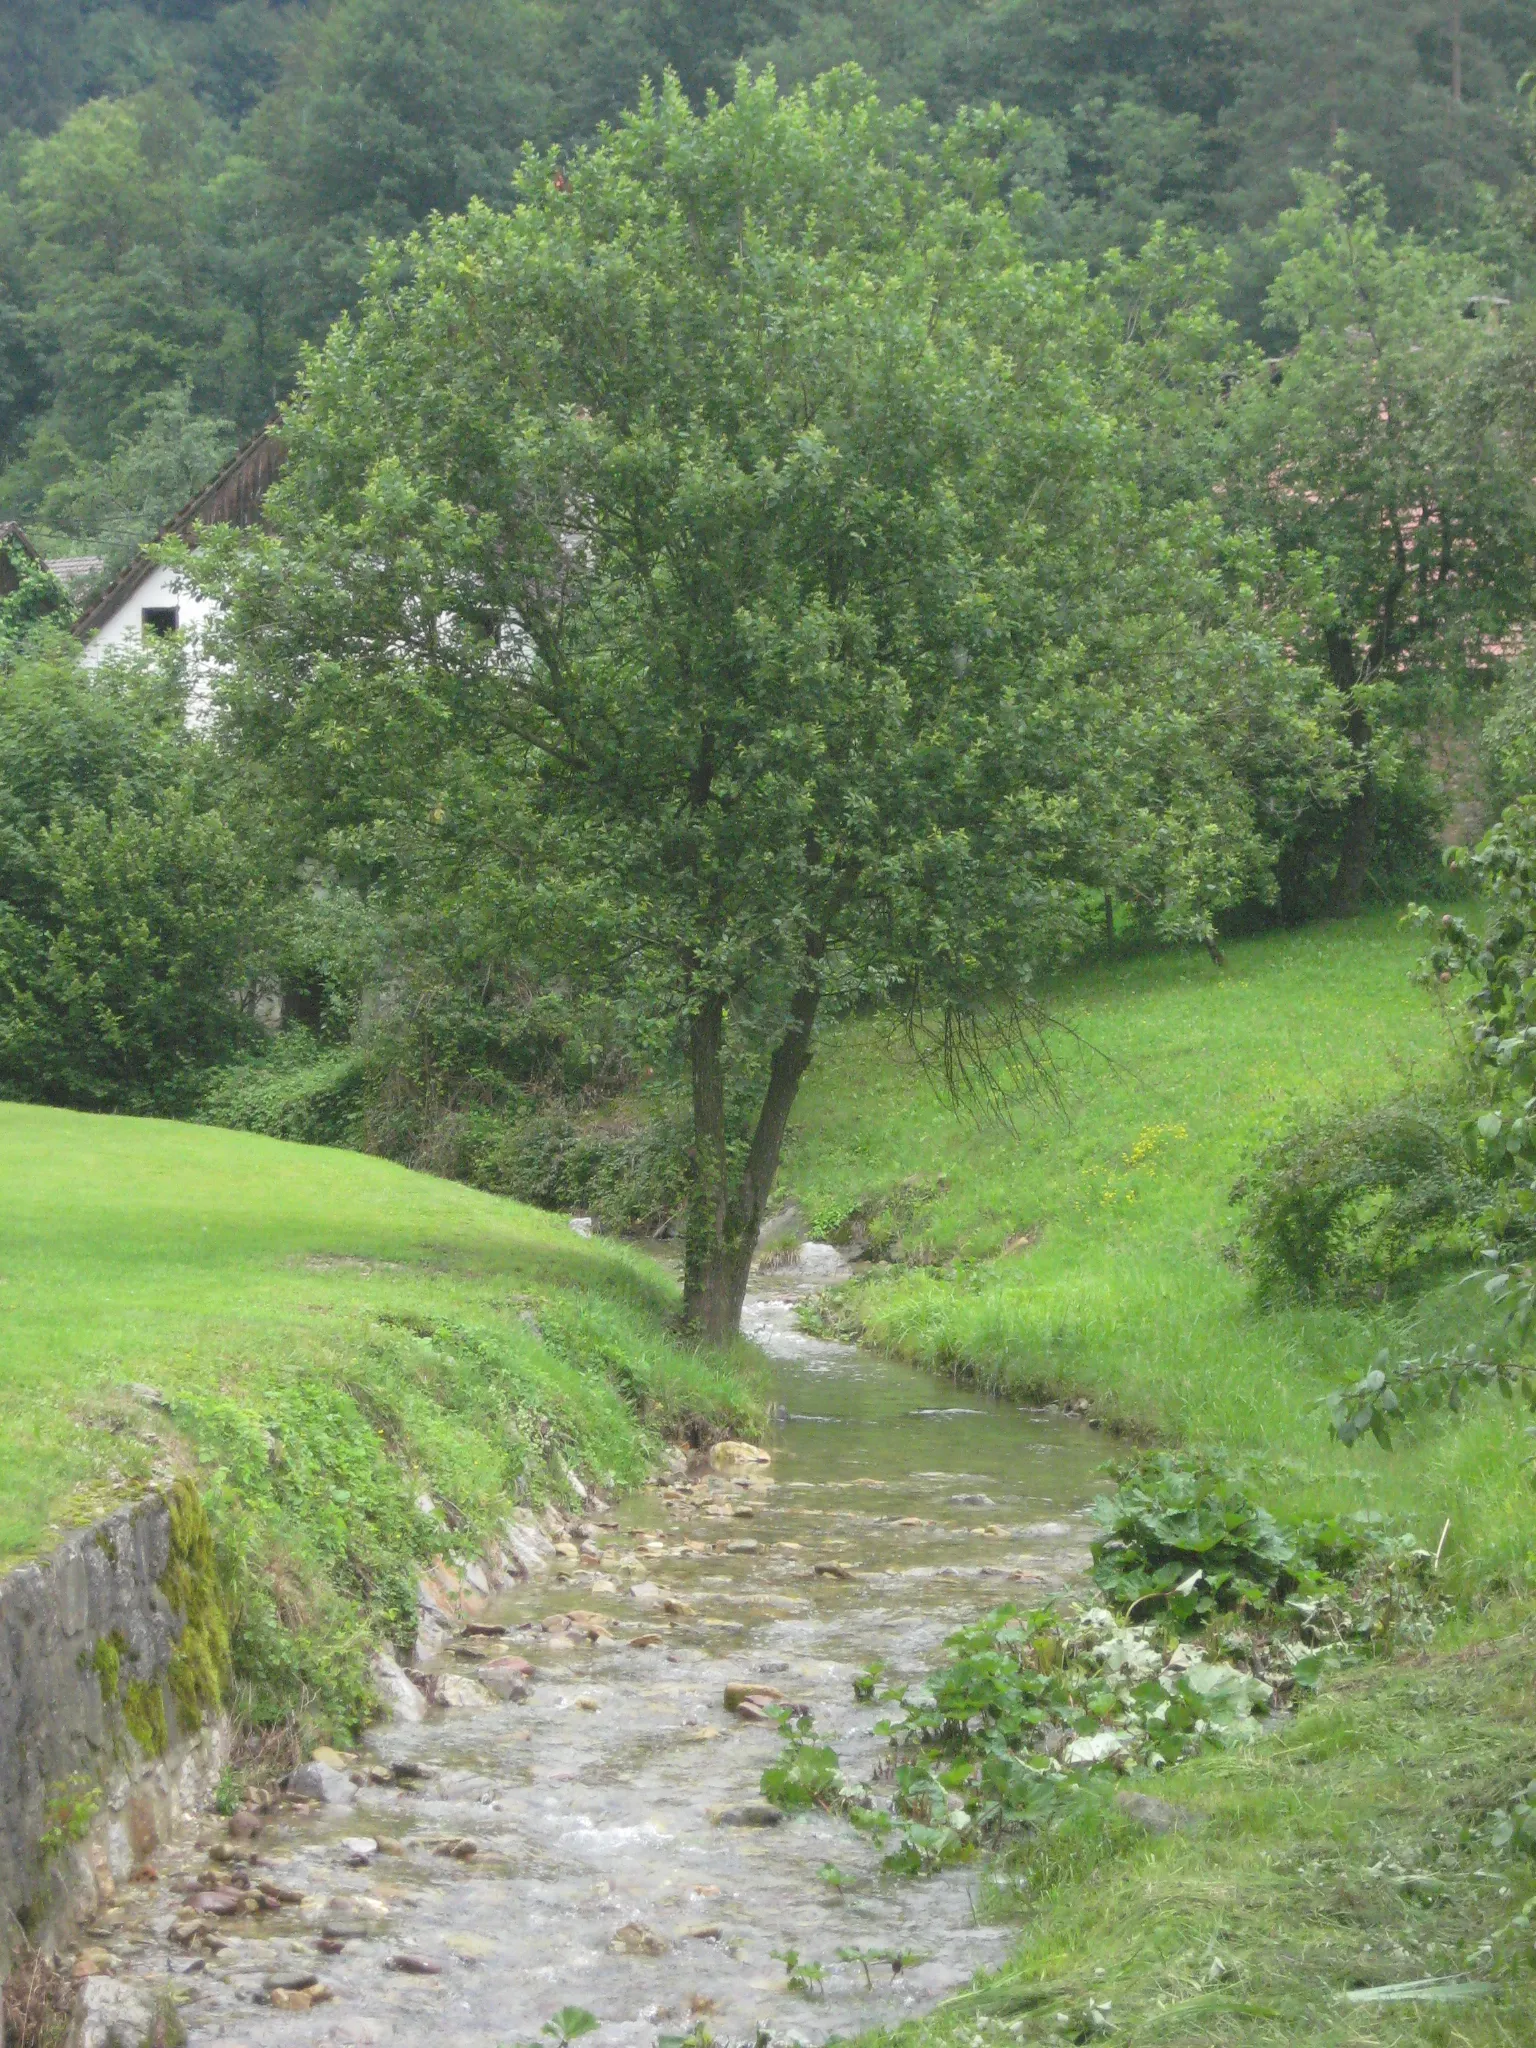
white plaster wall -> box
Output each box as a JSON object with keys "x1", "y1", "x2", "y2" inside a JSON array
[{"x1": 80, "y1": 561, "x2": 222, "y2": 669}]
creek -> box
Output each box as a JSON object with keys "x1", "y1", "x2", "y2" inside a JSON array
[{"x1": 96, "y1": 1245, "x2": 1102, "y2": 2048}]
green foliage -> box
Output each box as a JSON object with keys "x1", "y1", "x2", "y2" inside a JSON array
[
  {"x1": 760, "y1": 1711, "x2": 845, "y2": 1811},
  {"x1": 38, "y1": 385, "x2": 235, "y2": 576},
  {"x1": 1326, "y1": 1345, "x2": 1536, "y2": 1450},
  {"x1": 1226, "y1": 169, "x2": 1535, "y2": 917},
  {"x1": 0, "y1": 542, "x2": 70, "y2": 657},
  {"x1": 199, "y1": 1035, "x2": 367, "y2": 1149},
  {"x1": 0, "y1": 640, "x2": 263, "y2": 1112},
  {"x1": 209, "y1": 67, "x2": 1332, "y2": 1333},
  {"x1": 38, "y1": 1774, "x2": 102, "y2": 1862},
  {"x1": 1236, "y1": 1097, "x2": 1480, "y2": 1305},
  {"x1": 1088, "y1": 1454, "x2": 1374, "y2": 1628},
  {"x1": 771, "y1": 1948, "x2": 825, "y2": 1999}
]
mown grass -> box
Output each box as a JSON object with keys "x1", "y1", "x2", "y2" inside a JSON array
[
  {"x1": 783, "y1": 911, "x2": 1536, "y2": 1598},
  {"x1": 0, "y1": 1102, "x2": 752, "y2": 1732}
]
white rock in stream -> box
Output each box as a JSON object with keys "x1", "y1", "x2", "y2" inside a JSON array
[{"x1": 371, "y1": 1648, "x2": 427, "y2": 1723}]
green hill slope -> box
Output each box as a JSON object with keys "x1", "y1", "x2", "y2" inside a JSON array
[
  {"x1": 785, "y1": 912, "x2": 1536, "y2": 1597},
  {"x1": 0, "y1": 1104, "x2": 750, "y2": 1729}
]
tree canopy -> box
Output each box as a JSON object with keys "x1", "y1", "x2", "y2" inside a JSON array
[{"x1": 204, "y1": 69, "x2": 1340, "y2": 1333}]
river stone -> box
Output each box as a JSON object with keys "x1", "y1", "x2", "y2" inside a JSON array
[
  {"x1": 341, "y1": 1837, "x2": 378, "y2": 1864},
  {"x1": 708, "y1": 1440, "x2": 771, "y2": 1471},
  {"x1": 710, "y1": 1802, "x2": 783, "y2": 1828},
  {"x1": 189, "y1": 1890, "x2": 243, "y2": 1916},
  {"x1": 723, "y1": 1681, "x2": 783, "y2": 1711},
  {"x1": 69, "y1": 1976, "x2": 154, "y2": 2048},
  {"x1": 611, "y1": 1921, "x2": 669, "y2": 1956},
  {"x1": 288, "y1": 1761, "x2": 357, "y2": 1805},
  {"x1": 479, "y1": 1659, "x2": 533, "y2": 1701},
  {"x1": 386, "y1": 1954, "x2": 442, "y2": 1975},
  {"x1": 1114, "y1": 1791, "x2": 1201, "y2": 1836},
  {"x1": 431, "y1": 1673, "x2": 497, "y2": 1710},
  {"x1": 263, "y1": 1973, "x2": 319, "y2": 1994},
  {"x1": 371, "y1": 1648, "x2": 427, "y2": 1724}
]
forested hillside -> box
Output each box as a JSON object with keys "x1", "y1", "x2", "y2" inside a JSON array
[{"x1": 1, "y1": 1, "x2": 1532, "y2": 568}]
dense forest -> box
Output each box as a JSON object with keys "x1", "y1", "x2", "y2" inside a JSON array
[{"x1": 2, "y1": 1, "x2": 1533, "y2": 567}]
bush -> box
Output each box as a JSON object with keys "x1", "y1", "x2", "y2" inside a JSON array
[
  {"x1": 0, "y1": 640, "x2": 263, "y2": 1111},
  {"x1": 198, "y1": 1032, "x2": 366, "y2": 1146},
  {"x1": 1235, "y1": 1097, "x2": 1480, "y2": 1304}
]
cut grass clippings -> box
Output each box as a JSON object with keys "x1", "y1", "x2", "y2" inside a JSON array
[{"x1": 896, "y1": 1618, "x2": 1536, "y2": 2045}]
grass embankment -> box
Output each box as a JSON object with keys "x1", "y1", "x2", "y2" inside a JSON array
[
  {"x1": 0, "y1": 1103, "x2": 751, "y2": 1733},
  {"x1": 783, "y1": 914, "x2": 1536, "y2": 2042},
  {"x1": 785, "y1": 911, "x2": 1535, "y2": 1597}
]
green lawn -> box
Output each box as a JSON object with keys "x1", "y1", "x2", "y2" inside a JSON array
[
  {"x1": 783, "y1": 912, "x2": 1536, "y2": 1598},
  {"x1": 0, "y1": 1103, "x2": 750, "y2": 1730}
]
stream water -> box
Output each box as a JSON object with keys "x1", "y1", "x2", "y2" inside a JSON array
[{"x1": 99, "y1": 1246, "x2": 1102, "y2": 2048}]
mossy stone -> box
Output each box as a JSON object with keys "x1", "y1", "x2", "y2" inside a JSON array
[{"x1": 160, "y1": 1477, "x2": 231, "y2": 1732}]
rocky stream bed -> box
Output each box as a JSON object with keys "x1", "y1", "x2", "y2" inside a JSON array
[{"x1": 66, "y1": 1247, "x2": 1102, "y2": 2048}]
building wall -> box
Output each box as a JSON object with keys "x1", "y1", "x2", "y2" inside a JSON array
[{"x1": 79, "y1": 562, "x2": 222, "y2": 669}]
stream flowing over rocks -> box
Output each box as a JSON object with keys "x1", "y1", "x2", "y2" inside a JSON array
[{"x1": 79, "y1": 1247, "x2": 1101, "y2": 2048}]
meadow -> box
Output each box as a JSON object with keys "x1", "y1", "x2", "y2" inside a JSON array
[{"x1": 782, "y1": 911, "x2": 1536, "y2": 1602}]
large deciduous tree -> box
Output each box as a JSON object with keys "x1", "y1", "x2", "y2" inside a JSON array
[{"x1": 208, "y1": 68, "x2": 1318, "y2": 1336}]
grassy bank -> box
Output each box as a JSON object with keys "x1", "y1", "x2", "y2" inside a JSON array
[
  {"x1": 877, "y1": 1612, "x2": 1536, "y2": 2046},
  {"x1": 783, "y1": 912, "x2": 1536, "y2": 1598},
  {"x1": 779, "y1": 914, "x2": 1536, "y2": 2040},
  {"x1": 0, "y1": 1103, "x2": 751, "y2": 1733}
]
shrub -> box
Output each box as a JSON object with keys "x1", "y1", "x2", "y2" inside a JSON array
[{"x1": 1235, "y1": 1097, "x2": 1480, "y2": 1304}]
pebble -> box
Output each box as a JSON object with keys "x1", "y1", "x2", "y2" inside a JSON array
[
  {"x1": 723, "y1": 1681, "x2": 783, "y2": 1710},
  {"x1": 710, "y1": 1802, "x2": 784, "y2": 1828},
  {"x1": 386, "y1": 1954, "x2": 442, "y2": 1975},
  {"x1": 611, "y1": 1921, "x2": 669, "y2": 1956},
  {"x1": 812, "y1": 1561, "x2": 856, "y2": 1580},
  {"x1": 189, "y1": 1891, "x2": 243, "y2": 1917},
  {"x1": 432, "y1": 1838, "x2": 479, "y2": 1860},
  {"x1": 263, "y1": 1974, "x2": 319, "y2": 1994},
  {"x1": 341, "y1": 1837, "x2": 378, "y2": 1865},
  {"x1": 628, "y1": 1633, "x2": 664, "y2": 1648}
]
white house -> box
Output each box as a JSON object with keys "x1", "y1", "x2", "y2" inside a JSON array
[{"x1": 76, "y1": 429, "x2": 284, "y2": 665}]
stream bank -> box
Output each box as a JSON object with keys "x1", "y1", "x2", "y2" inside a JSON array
[{"x1": 52, "y1": 1244, "x2": 1101, "y2": 2048}]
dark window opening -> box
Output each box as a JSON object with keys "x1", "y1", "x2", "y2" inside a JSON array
[{"x1": 141, "y1": 605, "x2": 179, "y2": 636}]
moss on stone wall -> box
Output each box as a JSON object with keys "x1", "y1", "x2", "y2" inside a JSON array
[
  {"x1": 122, "y1": 1677, "x2": 167, "y2": 1757},
  {"x1": 89, "y1": 1631, "x2": 125, "y2": 1706},
  {"x1": 160, "y1": 1479, "x2": 230, "y2": 1732}
]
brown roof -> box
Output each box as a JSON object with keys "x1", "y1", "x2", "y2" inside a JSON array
[{"x1": 74, "y1": 427, "x2": 286, "y2": 640}]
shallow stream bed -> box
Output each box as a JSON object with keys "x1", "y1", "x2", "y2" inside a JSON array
[{"x1": 97, "y1": 1247, "x2": 1102, "y2": 2048}]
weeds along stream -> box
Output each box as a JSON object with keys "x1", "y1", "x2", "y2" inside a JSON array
[{"x1": 88, "y1": 1245, "x2": 1103, "y2": 2047}]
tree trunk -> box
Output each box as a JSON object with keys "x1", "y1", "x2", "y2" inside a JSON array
[
  {"x1": 1325, "y1": 626, "x2": 1377, "y2": 918},
  {"x1": 1103, "y1": 890, "x2": 1114, "y2": 953},
  {"x1": 682, "y1": 978, "x2": 821, "y2": 1341}
]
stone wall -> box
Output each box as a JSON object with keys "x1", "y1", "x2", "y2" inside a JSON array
[{"x1": 0, "y1": 1496, "x2": 227, "y2": 1994}]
